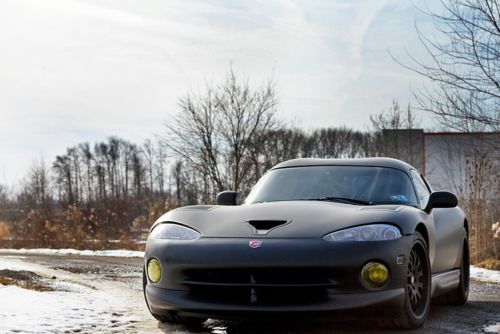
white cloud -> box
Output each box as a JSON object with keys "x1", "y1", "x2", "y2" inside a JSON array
[
  {"x1": 349, "y1": 0, "x2": 391, "y2": 78},
  {"x1": 0, "y1": 0, "x2": 431, "y2": 184}
]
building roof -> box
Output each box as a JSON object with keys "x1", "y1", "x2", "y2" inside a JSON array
[{"x1": 272, "y1": 157, "x2": 416, "y2": 172}]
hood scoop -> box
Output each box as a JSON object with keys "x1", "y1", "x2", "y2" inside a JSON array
[{"x1": 247, "y1": 220, "x2": 290, "y2": 235}]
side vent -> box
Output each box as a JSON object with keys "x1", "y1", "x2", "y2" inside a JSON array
[{"x1": 247, "y1": 220, "x2": 289, "y2": 235}]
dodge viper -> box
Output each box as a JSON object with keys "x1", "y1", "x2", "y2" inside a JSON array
[{"x1": 143, "y1": 158, "x2": 469, "y2": 328}]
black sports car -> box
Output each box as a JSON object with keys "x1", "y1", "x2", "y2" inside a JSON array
[{"x1": 143, "y1": 158, "x2": 469, "y2": 329}]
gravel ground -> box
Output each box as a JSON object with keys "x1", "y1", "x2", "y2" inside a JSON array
[{"x1": 0, "y1": 253, "x2": 499, "y2": 333}]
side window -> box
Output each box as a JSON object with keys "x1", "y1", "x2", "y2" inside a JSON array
[{"x1": 410, "y1": 170, "x2": 430, "y2": 209}]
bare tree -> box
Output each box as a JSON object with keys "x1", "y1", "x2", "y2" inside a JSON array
[
  {"x1": 370, "y1": 100, "x2": 423, "y2": 168},
  {"x1": 165, "y1": 86, "x2": 222, "y2": 191},
  {"x1": 94, "y1": 143, "x2": 108, "y2": 200},
  {"x1": 217, "y1": 70, "x2": 279, "y2": 192},
  {"x1": 0, "y1": 184, "x2": 8, "y2": 206},
  {"x1": 171, "y1": 161, "x2": 184, "y2": 202},
  {"x1": 370, "y1": 100, "x2": 419, "y2": 131},
  {"x1": 154, "y1": 144, "x2": 167, "y2": 197},
  {"x1": 68, "y1": 147, "x2": 82, "y2": 204},
  {"x1": 163, "y1": 68, "x2": 279, "y2": 195},
  {"x1": 108, "y1": 137, "x2": 120, "y2": 199},
  {"x1": 79, "y1": 143, "x2": 93, "y2": 204},
  {"x1": 142, "y1": 139, "x2": 155, "y2": 201},
  {"x1": 259, "y1": 128, "x2": 306, "y2": 173},
  {"x1": 21, "y1": 157, "x2": 52, "y2": 209},
  {"x1": 121, "y1": 140, "x2": 135, "y2": 197},
  {"x1": 311, "y1": 127, "x2": 354, "y2": 158},
  {"x1": 53, "y1": 152, "x2": 74, "y2": 204},
  {"x1": 397, "y1": 0, "x2": 500, "y2": 131},
  {"x1": 131, "y1": 148, "x2": 144, "y2": 196}
]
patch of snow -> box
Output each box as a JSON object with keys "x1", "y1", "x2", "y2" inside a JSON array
[
  {"x1": 1, "y1": 255, "x2": 27, "y2": 259},
  {"x1": 0, "y1": 258, "x2": 38, "y2": 271},
  {"x1": 470, "y1": 266, "x2": 500, "y2": 284},
  {"x1": 0, "y1": 257, "x2": 147, "y2": 333},
  {"x1": 0, "y1": 248, "x2": 144, "y2": 258},
  {"x1": 0, "y1": 284, "x2": 140, "y2": 333},
  {"x1": 484, "y1": 323, "x2": 500, "y2": 333},
  {"x1": 49, "y1": 280, "x2": 92, "y2": 293}
]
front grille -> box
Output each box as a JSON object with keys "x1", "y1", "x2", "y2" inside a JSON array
[{"x1": 181, "y1": 268, "x2": 338, "y2": 305}]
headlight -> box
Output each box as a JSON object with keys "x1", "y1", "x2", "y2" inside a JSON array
[
  {"x1": 149, "y1": 223, "x2": 201, "y2": 240},
  {"x1": 323, "y1": 224, "x2": 401, "y2": 241}
]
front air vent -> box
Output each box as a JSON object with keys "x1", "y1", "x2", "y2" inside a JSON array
[
  {"x1": 247, "y1": 220, "x2": 289, "y2": 235},
  {"x1": 182, "y1": 267, "x2": 335, "y2": 305}
]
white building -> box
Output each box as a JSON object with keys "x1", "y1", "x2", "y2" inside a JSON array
[{"x1": 382, "y1": 130, "x2": 499, "y2": 200}]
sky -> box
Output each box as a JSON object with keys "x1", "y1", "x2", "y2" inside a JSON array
[{"x1": 0, "y1": 0, "x2": 438, "y2": 185}]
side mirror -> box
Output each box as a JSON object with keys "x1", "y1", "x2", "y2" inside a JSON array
[
  {"x1": 216, "y1": 191, "x2": 238, "y2": 206},
  {"x1": 424, "y1": 191, "x2": 458, "y2": 213}
]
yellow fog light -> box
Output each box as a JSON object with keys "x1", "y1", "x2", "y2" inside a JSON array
[
  {"x1": 361, "y1": 262, "x2": 389, "y2": 288},
  {"x1": 147, "y1": 258, "x2": 161, "y2": 283}
]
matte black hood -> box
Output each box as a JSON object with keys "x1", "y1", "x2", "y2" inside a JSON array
[{"x1": 153, "y1": 201, "x2": 417, "y2": 238}]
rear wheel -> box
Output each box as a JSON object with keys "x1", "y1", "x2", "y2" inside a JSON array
[
  {"x1": 392, "y1": 232, "x2": 431, "y2": 329},
  {"x1": 142, "y1": 267, "x2": 205, "y2": 326},
  {"x1": 437, "y1": 238, "x2": 470, "y2": 305}
]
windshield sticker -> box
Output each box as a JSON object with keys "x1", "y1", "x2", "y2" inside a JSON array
[{"x1": 390, "y1": 194, "x2": 408, "y2": 202}]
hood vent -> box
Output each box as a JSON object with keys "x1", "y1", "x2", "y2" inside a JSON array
[
  {"x1": 176, "y1": 205, "x2": 217, "y2": 211},
  {"x1": 247, "y1": 220, "x2": 289, "y2": 235}
]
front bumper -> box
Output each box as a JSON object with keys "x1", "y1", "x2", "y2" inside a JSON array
[{"x1": 144, "y1": 236, "x2": 412, "y2": 319}]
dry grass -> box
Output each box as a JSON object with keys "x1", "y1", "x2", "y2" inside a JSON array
[
  {"x1": 0, "y1": 221, "x2": 10, "y2": 238},
  {"x1": 474, "y1": 259, "x2": 500, "y2": 271},
  {"x1": 0, "y1": 276, "x2": 15, "y2": 285}
]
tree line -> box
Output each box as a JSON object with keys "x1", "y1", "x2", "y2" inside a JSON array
[
  {"x1": 0, "y1": 84, "x2": 420, "y2": 250},
  {"x1": 8, "y1": 106, "x2": 419, "y2": 209}
]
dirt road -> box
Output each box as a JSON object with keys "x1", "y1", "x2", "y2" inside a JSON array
[{"x1": 0, "y1": 253, "x2": 499, "y2": 333}]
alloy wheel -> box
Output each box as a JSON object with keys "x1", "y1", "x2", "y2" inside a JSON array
[{"x1": 407, "y1": 246, "x2": 429, "y2": 317}]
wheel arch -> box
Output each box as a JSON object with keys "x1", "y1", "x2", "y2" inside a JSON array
[
  {"x1": 415, "y1": 223, "x2": 429, "y2": 248},
  {"x1": 413, "y1": 222, "x2": 437, "y2": 271}
]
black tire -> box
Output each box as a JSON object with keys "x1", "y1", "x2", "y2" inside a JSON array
[
  {"x1": 142, "y1": 267, "x2": 205, "y2": 326},
  {"x1": 438, "y1": 237, "x2": 470, "y2": 305},
  {"x1": 391, "y1": 232, "x2": 431, "y2": 329},
  {"x1": 150, "y1": 311, "x2": 205, "y2": 325}
]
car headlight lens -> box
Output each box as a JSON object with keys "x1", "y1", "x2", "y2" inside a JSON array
[
  {"x1": 149, "y1": 223, "x2": 201, "y2": 240},
  {"x1": 323, "y1": 224, "x2": 401, "y2": 241}
]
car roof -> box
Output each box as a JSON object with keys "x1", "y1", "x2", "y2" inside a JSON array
[{"x1": 271, "y1": 158, "x2": 416, "y2": 173}]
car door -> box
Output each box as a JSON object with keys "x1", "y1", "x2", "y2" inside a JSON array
[{"x1": 410, "y1": 170, "x2": 463, "y2": 272}]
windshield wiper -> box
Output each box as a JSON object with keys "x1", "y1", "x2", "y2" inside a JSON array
[{"x1": 301, "y1": 197, "x2": 373, "y2": 205}]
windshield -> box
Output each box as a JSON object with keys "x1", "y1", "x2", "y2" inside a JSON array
[{"x1": 244, "y1": 165, "x2": 418, "y2": 206}]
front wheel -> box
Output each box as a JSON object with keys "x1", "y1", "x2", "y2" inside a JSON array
[{"x1": 392, "y1": 232, "x2": 431, "y2": 329}]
